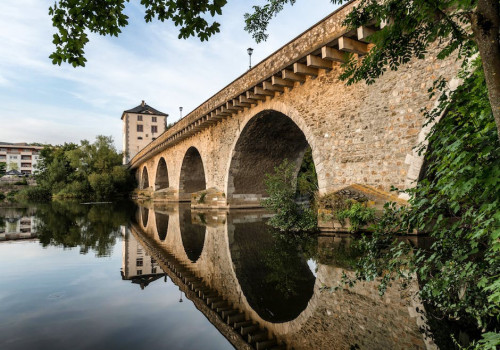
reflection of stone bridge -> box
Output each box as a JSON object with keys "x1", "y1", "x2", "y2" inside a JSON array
[
  {"x1": 130, "y1": 204, "x2": 432, "y2": 350},
  {"x1": 129, "y1": 0, "x2": 460, "y2": 209}
]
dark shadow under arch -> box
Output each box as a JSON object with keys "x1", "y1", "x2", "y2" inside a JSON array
[
  {"x1": 155, "y1": 157, "x2": 169, "y2": 190},
  {"x1": 227, "y1": 110, "x2": 312, "y2": 201},
  {"x1": 179, "y1": 147, "x2": 206, "y2": 195},
  {"x1": 141, "y1": 167, "x2": 150, "y2": 189}
]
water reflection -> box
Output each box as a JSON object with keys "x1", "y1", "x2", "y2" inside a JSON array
[
  {"x1": 35, "y1": 201, "x2": 133, "y2": 256},
  {"x1": 0, "y1": 202, "x2": 434, "y2": 350},
  {"x1": 230, "y1": 220, "x2": 316, "y2": 322},
  {"x1": 179, "y1": 204, "x2": 206, "y2": 262},
  {"x1": 0, "y1": 207, "x2": 38, "y2": 241},
  {"x1": 154, "y1": 212, "x2": 169, "y2": 241},
  {"x1": 121, "y1": 228, "x2": 167, "y2": 289},
  {"x1": 132, "y1": 204, "x2": 431, "y2": 350}
]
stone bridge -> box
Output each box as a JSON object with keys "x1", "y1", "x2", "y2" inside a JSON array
[
  {"x1": 129, "y1": 0, "x2": 460, "y2": 208},
  {"x1": 127, "y1": 204, "x2": 435, "y2": 349}
]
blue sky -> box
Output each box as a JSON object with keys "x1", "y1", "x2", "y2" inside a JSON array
[{"x1": 0, "y1": 0, "x2": 339, "y2": 151}]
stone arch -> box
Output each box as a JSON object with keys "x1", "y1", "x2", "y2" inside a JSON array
[
  {"x1": 226, "y1": 108, "x2": 316, "y2": 205},
  {"x1": 179, "y1": 147, "x2": 206, "y2": 199},
  {"x1": 155, "y1": 157, "x2": 169, "y2": 190},
  {"x1": 155, "y1": 212, "x2": 169, "y2": 241},
  {"x1": 140, "y1": 166, "x2": 150, "y2": 190}
]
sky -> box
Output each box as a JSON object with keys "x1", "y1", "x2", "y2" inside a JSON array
[{"x1": 0, "y1": 0, "x2": 340, "y2": 151}]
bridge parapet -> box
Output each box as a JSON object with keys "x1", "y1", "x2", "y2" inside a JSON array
[{"x1": 129, "y1": 0, "x2": 362, "y2": 169}]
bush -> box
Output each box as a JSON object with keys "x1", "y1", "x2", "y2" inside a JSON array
[
  {"x1": 14, "y1": 179, "x2": 28, "y2": 186},
  {"x1": 262, "y1": 159, "x2": 317, "y2": 233},
  {"x1": 21, "y1": 186, "x2": 52, "y2": 201},
  {"x1": 336, "y1": 200, "x2": 376, "y2": 232}
]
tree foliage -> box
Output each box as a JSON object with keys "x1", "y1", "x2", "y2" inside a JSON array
[
  {"x1": 49, "y1": 0, "x2": 227, "y2": 67},
  {"x1": 0, "y1": 162, "x2": 5, "y2": 177},
  {"x1": 24, "y1": 135, "x2": 135, "y2": 201},
  {"x1": 262, "y1": 159, "x2": 317, "y2": 232},
  {"x1": 34, "y1": 201, "x2": 134, "y2": 256},
  {"x1": 344, "y1": 62, "x2": 499, "y2": 348}
]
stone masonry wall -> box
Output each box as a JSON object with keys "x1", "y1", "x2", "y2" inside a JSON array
[{"x1": 137, "y1": 45, "x2": 461, "y2": 201}]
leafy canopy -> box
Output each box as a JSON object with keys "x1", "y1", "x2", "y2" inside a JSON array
[
  {"x1": 49, "y1": 0, "x2": 228, "y2": 67},
  {"x1": 25, "y1": 135, "x2": 134, "y2": 201}
]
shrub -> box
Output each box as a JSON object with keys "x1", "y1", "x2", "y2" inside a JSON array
[
  {"x1": 262, "y1": 159, "x2": 317, "y2": 232},
  {"x1": 335, "y1": 200, "x2": 376, "y2": 232}
]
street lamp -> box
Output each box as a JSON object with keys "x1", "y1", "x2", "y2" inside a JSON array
[
  {"x1": 247, "y1": 47, "x2": 254, "y2": 70},
  {"x1": 179, "y1": 106, "x2": 183, "y2": 119}
]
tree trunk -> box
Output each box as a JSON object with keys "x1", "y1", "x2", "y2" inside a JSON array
[{"x1": 471, "y1": 0, "x2": 500, "y2": 140}]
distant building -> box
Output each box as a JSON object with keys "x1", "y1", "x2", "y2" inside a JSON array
[
  {"x1": 121, "y1": 101, "x2": 168, "y2": 164},
  {"x1": 0, "y1": 142, "x2": 44, "y2": 175}
]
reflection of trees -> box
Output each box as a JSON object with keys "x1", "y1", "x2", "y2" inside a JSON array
[
  {"x1": 262, "y1": 230, "x2": 318, "y2": 298},
  {"x1": 34, "y1": 201, "x2": 135, "y2": 256},
  {"x1": 232, "y1": 221, "x2": 316, "y2": 323},
  {"x1": 316, "y1": 236, "x2": 362, "y2": 270}
]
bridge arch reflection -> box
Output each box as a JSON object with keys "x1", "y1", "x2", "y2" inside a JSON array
[
  {"x1": 229, "y1": 219, "x2": 316, "y2": 322},
  {"x1": 154, "y1": 212, "x2": 169, "y2": 241},
  {"x1": 179, "y1": 205, "x2": 206, "y2": 263},
  {"x1": 130, "y1": 204, "x2": 430, "y2": 350}
]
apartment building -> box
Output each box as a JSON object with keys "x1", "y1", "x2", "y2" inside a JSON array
[
  {"x1": 0, "y1": 143, "x2": 44, "y2": 175},
  {"x1": 122, "y1": 101, "x2": 168, "y2": 164}
]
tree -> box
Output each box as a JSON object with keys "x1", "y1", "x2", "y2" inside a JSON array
[
  {"x1": 24, "y1": 136, "x2": 135, "y2": 201},
  {"x1": 0, "y1": 162, "x2": 6, "y2": 177},
  {"x1": 8, "y1": 162, "x2": 19, "y2": 171}
]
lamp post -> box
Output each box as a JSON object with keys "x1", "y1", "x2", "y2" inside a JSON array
[
  {"x1": 179, "y1": 106, "x2": 183, "y2": 119},
  {"x1": 247, "y1": 47, "x2": 254, "y2": 70}
]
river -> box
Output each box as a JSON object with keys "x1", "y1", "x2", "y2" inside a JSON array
[{"x1": 0, "y1": 201, "x2": 436, "y2": 350}]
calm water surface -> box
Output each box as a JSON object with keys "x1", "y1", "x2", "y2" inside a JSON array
[{"x1": 0, "y1": 202, "x2": 434, "y2": 350}]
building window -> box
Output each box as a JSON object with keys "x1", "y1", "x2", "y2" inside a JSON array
[
  {"x1": 138, "y1": 137, "x2": 143, "y2": 140},
  {"x1": 137, "y1": 270, "x2": 142, "y2": 275},
  {"x1": 137, "y1": 125, "x2": 143, "y2": 132},
  {"x1": 9, "y1": 156, "x2": 18, "y2": 159},
  {"x1": 152, "y1": 117, "x2": 157, "y2": 122},
  {"x1": 137, "y1": 115, "x2": 143, "y2": 121},
  {"x1": 152, "y1": 267, "x2": 157, "y2": 274},
  {"x1": 136, "y1": 258, "x2": 143, "y2": 267},
  {"x1": 151, "y1": 126, "x2": 158, "y2": 133},
  {"x1": 0, "y1": 156, "x2": 5, "y2": 160}
]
